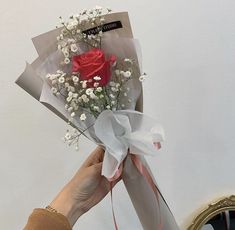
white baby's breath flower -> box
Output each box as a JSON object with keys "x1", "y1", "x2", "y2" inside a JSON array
[
  {"x1": 46, "y1": 73, "x2": 51, "y2": 79},
  {"x1": 60, "y1": 34, "x2": 64, "y2": 40},
  {"x1": 96, "y1": 87, "x2": 102, "y2": 92},
  {"x1": 70, "y1": 44, "x2": 78, "y2": 52},
  {"x1": 123, "y1": 71, "x2": 131, "y2": 78},
  {"x1": 64, "y1": 58, "x2": 70, "y2": 64},
  {"x1": 65, "y1": 132, "x2": 71, "y2": 140},
  {"x1": 51, "y1": 87, "x2": 57, "y2": 94},
  {"x1": 61, "y1": 29, "x2": 68, "y2": 35},
  {"x1": 66, "y1": 96, "x2": 72, "y2": 102},
  {"x1": 67, "y1": 38, "x2": 76, "y2": 44},
  {"x1": 60, "y1": 41, "x2": 67, "y2": 48},
  {"x1": 68, "y1": 107, "x2": 73, "y2": 112},
  {"x1": 73, "y1": 93, "x2": 78, "y2": 98},
  {"x1": 124, "y1": 58, "x2": 133, "y2": 64},
  {"x1": 124, "y1": 92, "x2": 127, "y2": 97},
  {"x1": 90, "y1": 92, "x2": 98, "y2": 100},
  {"x1": 65, "y1": 82, "x2": 70, "y2": 88},
  {"x1": 88, "y1": 35, "x2": 92, "y2": 40},
  {"x1": 58, "y1": 76, "x2": 65, "y2": 83},
  {"x1": 71, "y1": 112, "x2": 76, "y2": 117},
  {"x1": 111, "y1": 100, "x2": 116, "y2": 105},
  {"x1": 82, "y1": 81, "x2": 87, "y2": 88},
  {"x1": 86, "y1": 88, "x2": 93, "y2": 95},
  {"x1": 106, "y1": 105, "x2": 111, "y2": 109},
  {"x1": 93, "y1": 76, "x2": 101, "y2": 81},
  {"x1": 121, "y1": 104, "x2": 125, "y2": 108},
  {"x1": 80, "y1": 113, "x2": 86, "y2": 121},
  {"x1": 81, "y1": 94, "x2": 87, "y2": 100},
  {"x1": 111, "y1": 87, "x2": 118, "y2": 92},
  {"x1": 99, "y1": 94, "x2": 104, "y2": 99},
  {"x1": 93, "y1": 106, "x2": 100, "y2": 112},
  {"x1": 69, "y1": 86, "x2": 75, "y2": 92},
  {"x1": 109, "y1": 94, "x2": 115, "y2": 99},
  {"x1": 81, "y1": 94, "x2": 89, "y2": 103},
  {"x1": 71, "y1": 19, "x2": 79, "y2": 26},
  {"x1": 67, "y1": 24, "x2": 74, "y2": 30},
  {"x1": 72, "y1": 75, "x2": 79, "y2": 83},
  {"x1": 139, "y1": 74, "x2": 146, "y2": 82},
  {"x1": 61, "y1": 47, "x2": 69, "y2": 57},
  {"x1": 98, "y1": 31, "x2": 103, "y2": 37}
]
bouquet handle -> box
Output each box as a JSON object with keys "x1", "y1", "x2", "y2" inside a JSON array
[{"x1": 122, "y1": 154, "x2": 179, "y2": 230}]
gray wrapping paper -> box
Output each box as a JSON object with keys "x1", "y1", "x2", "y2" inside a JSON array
[{"x1": 16, "y1": 11, "x2": 179, "y2": 230}]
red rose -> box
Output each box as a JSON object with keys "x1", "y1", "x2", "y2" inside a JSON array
[{"x1": 72, "y1": 48, "x2": 116, "y2": 87}]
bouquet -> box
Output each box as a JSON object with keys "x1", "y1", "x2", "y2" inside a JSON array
[{"x1": 16, "y1": 7, "x2": 179, "y2": 230}]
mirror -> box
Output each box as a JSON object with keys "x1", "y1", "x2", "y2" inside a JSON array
[{"x1": 188, "y1": 195, "x2": 235, "y2": 230}]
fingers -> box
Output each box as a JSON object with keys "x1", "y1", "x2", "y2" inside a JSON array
[{"x1": 82, "y1": 146, "x2": 105, "y2": 168}]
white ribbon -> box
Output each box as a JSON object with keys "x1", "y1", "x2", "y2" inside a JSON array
[{"x1": 94, "y1": 110, "x2": 165, "y2": 179}]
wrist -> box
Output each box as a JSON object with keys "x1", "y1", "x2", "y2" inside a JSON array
[{"x1": 50, "y1": 186, "x2": 84, "y2": 226}]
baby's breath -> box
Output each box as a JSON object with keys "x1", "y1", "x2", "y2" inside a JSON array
[{"x1": 46, "y1": 7, "x2": 144, "y2": 150}]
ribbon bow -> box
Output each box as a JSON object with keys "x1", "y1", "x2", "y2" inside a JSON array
[{"x1": 94, "y1": 110, "x2": 165, "y2": 180}]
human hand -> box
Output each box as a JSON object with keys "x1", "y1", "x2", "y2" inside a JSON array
[{"x1": 49, "y1": 146, "x2": 121, "y2": 226}]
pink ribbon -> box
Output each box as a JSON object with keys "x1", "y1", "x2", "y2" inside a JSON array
[{"x1": 108, "y1": 142, "x2": 163, "y2": 230}]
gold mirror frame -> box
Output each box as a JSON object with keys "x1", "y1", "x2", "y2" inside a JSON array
[{"x1": 188, "y1": 195, "x2": 235, "y2": 230}]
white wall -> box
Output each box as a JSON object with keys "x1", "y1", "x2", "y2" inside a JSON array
[{"x1": 0, "y1": 0, "x2": 235, "y2": 229}]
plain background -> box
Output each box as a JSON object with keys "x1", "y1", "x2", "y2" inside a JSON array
[{"x1": 0, "y1": 0, "x2": 235, "y2": 229}]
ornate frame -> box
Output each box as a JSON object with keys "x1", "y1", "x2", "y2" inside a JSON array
[{"x1": 188, "y1": 195, "x2": 235, "y2": 230}]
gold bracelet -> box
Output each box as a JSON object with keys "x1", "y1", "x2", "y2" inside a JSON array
[{"x1": 45, "y1": 205, "x2": 58, "y2": 213}]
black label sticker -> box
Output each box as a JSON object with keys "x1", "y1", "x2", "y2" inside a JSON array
[{"x1": 83, "y1": 21, "x2": 123, "y2": 35}]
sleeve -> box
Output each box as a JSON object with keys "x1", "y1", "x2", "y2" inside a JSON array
[{"x1": 23, "y1": 208, "x2": 72, "y2": 230}]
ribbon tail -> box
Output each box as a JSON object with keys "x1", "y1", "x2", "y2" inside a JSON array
[
  {"x1": 110, "y1": 181, "x2": 119, "y2": 230},
  {"x1": 130, "y1": 154, "x2": 163, "y2": 230}
]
